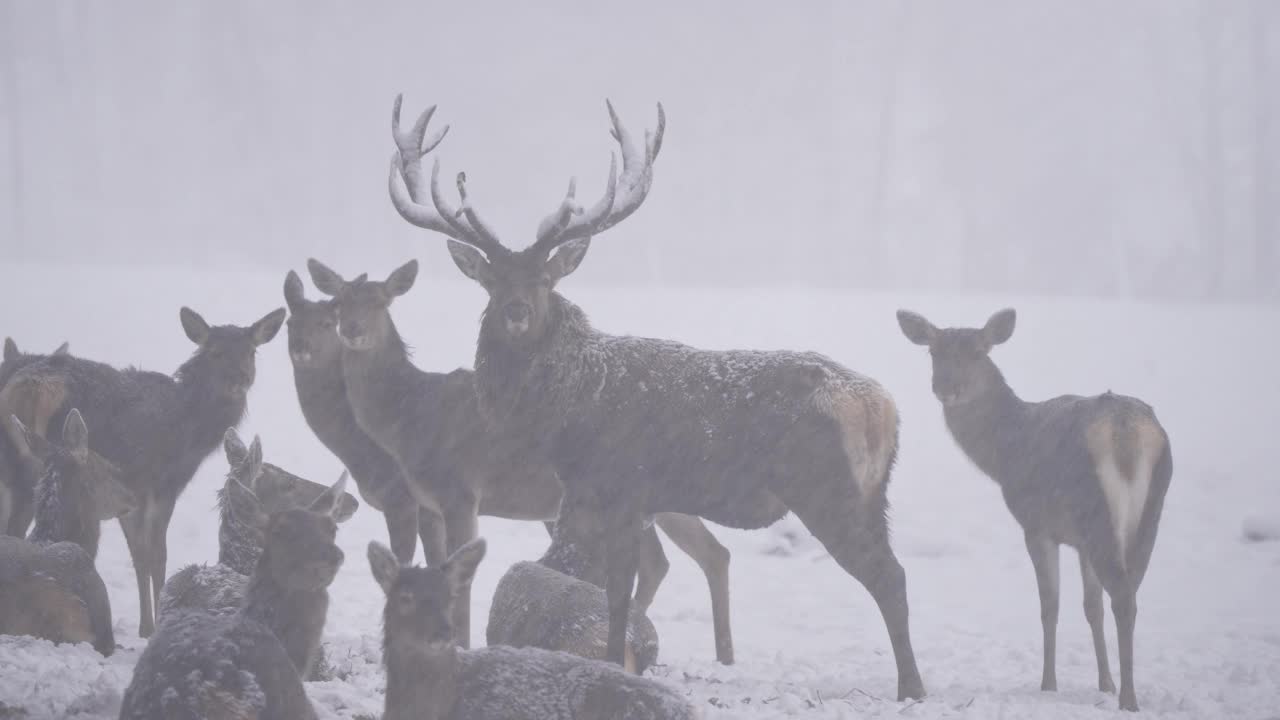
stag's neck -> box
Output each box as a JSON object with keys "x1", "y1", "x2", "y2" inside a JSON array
[
  {"x1": 216, "y1": 487, "x2": 263, "y2": 575},
  {"x1": 341, "y1": 326, "x2": 438, "y2": 430},
  {"x1": 173, "y1": 362, "x2": 250, "y2": 452},
  {"x1": 383, "y1": 641, "x2": 458, "y2": 720},
  {"x1": 241, "y1": 553, "x2": 330, "y2": 674},
  {"x1": 292, "y1": 358, "x2": 358, "y2": 440},
  {"x1": 27, "y1": 467, "x2": 98, "y2": 558},
  {"x1": 942, "y1": 371, "x2": 1031, "y2": 487},
  {"x1": 474, "y1": 293, "x2": 599, "y2": 427}
]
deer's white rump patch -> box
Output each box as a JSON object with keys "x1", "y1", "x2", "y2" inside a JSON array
[{"x1": 1088, "y1": 414, "x2": 1165, "y2": 567}]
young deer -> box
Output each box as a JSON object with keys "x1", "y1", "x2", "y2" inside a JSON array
[
  {"x1": 282, "y1": 271, "x2": 430, "y2": 565},
  {"x1": 119, "y1": 441, "x2": 348, "y2": 720},
  {"x1": 0, "y1": 306, "x2": 286, "y2": 638},
  {"x1": 0, "y1": 409, "x2": 136, "y2": 655},
  {"x1": 0, "y1": 337, "x2": 70, "y2": 536},
  {"x1": 897, "y1": 308, "x2": 1172, "y2": 712},
  {"x1": 388, "y1": 98, "x2": 921, "y2": 698},
  {"x1": 158, "y1": 428, "x2": 357, "y2": 679},
  {"x1": 488, "y1": 506, "x2": 660, "y2": 673},
  {"x1": 371, "y1": 538, "x2": 700, "y2": 720},
  {"x1": 308, "y1": 256, "x2": 734, "y2": 662}
]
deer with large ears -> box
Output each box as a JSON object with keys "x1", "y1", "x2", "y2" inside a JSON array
[
  {"x1": 0, "y1": 306, "x2": 286, "y2": 638},
  {"x1": 896, "y1": 308, "x2": 1172, "y2": 712},
  {"x1": 387, "y1": 96, "x2": 923, "y2": 699},
  {"x1": 0, "y1": 337, "x2": 71, "y2": 536},
  {"x1": 307, "y1": 256, "x2": 735, "y2": 663}
]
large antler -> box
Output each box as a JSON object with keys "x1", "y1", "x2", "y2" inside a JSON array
[
  {"x1": 387, "y1": 95, "x2": 509, "y2": 258},
  {"x1": 530, "y1": 100, "x2": 666, "y2": 259}
]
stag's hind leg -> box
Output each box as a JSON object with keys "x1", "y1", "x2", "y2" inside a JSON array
[
  {"x1": 1079, "y1": 552, "x2": 1116, "y2": 693},
  {"x1": 443, "y1": 494, "x2": 480, "y2": 648},
  {"x1": 777, "y1": 470, "x2": 924, "y2": 700},
  {"x1": 633, "y1": 524, "x2": 669, "y2": 614},
  {"x1": 654, "y1": 512, "x2": 735, "y2": 664}
]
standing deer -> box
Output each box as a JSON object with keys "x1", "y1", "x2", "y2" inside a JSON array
[
  {"x1": 0, "y1": 306, "x2": 286, "y2": 638},
  {"x1": 0, "y1": 409, "x2": 136, "y2": 655},
  {"x1": 370, "y1": 538, "x2": 701, "y2": 720},
  {"x1": 0, "y1": 337, "x2": 70, "y2": 536},
  {"x1": 120, "y1": 441, "x2": 347, "y2": 720},
  {"x1": 387, "y1": 97, "x2": 923, "y2": 699},
  {"x1": 307, "y1": 255, "x2": 734, "y2": 662},
  {"x1": 282, "y1": 271, "x2": 430, "y2": 565},
  {"x1": 158, "y1": 428, "x2": 357, "y2": 680},
  {"x1": 896, "y1": 308, "x2": 1172, "y2": 711}
]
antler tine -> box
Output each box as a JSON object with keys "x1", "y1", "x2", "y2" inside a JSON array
[
  {"x1": 387, "y1": 96, "x2": 508, "y2": 257},
  {"x1": 454, "y1": 172, "x2": 505, "y2": 251},
  {"x1": 531, "y1": 100, "x2": 664, "y2": 255}
]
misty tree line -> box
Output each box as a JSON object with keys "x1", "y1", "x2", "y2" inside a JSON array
[{"x1": 1, "y1": 1, "x2": 1277, "y2": 302}]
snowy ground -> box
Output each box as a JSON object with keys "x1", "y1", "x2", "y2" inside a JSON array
[{"x1": 1, "y1": 260, "x2": 1277, "y2": 719}]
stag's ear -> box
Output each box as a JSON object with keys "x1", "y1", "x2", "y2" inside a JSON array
[
  {"x1": 180, "y1": 307, "x2": 211, "y2": 345},
  {"x1": 447, "y1": 241, "x2": 494, "y2": 287},
  {"x1": 2, "y1": 338, "x2": 16, "y2": 363},
  {"x1": 983, "y1": 308, "x2": 1016, "y2": 346},
  {"x1": 52, "y1": 342, "x2": 70, "y2": 356},
  {"x1": 896, "y1": 310, "x2": 938, "y2": 346},
  {"x1": 62, "y1": 409, "x2": 89, "y2": 462},
  {"x1": 284, "y1": 271, "x2": 306, "y2": 312},
  {"x1": 546, "y1": 238, "x2": 590, "y2": 282},
  {"x1": 385, "y1": 260, "x2": 419, "y2": 298},
  {"x1": 227, "y1": 475, "x2": 269, "y2": 531},
  {"x1": 368, "y1": 541, "x2": 401, "y2": 595},
  {"x1": 308, "y1": 471, "x2": 349, "y2": 518},
  {"x1": 235, "y1": 435, "x2": 265, "y2": 494},
  {"x1": 307, "y1": 259, "x2": 347, "y2": 297},
  {"x1": 250, "y1": 308, "x2": 286, "y2": 346},
  {"x1": 223, "y1": 428, "x2": 248, "y2": 466},
  {"x1": 443, "y1": 537, "x2": 487, "y2": 595}
]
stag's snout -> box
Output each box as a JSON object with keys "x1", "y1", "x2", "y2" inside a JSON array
[
  {"x1": 503, "y1": 301, "x2": 532, "y2": 337},
  {"x1": 337, "y1": 321, "x2": 375, "y2": 352}
]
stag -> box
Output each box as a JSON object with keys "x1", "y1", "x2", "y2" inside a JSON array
[
  {"x1": 388, "y1": 97, "x2": 924, "y2": 699},
  {"x1": 897, "y1": 309, "x2": 1172, "y2": 711}
]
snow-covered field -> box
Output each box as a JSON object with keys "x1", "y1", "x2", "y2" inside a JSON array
[{"x1": 1, "y1": 260, "x2": 1277, "y2": 719}]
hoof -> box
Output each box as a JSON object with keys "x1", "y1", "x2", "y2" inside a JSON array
[
  {"x1": 1041, "y1": 680, "x2": 1058, "y2": 692},
  {"x1": 1119, "y1": 691, "x2": 1139, "y2": 712},
  {"x1": 1100, "y1": 676, "x2": 1117, "y2": 694},
  {"x1": 898, "y1": 678, "x2": 926, "y2": 702}
]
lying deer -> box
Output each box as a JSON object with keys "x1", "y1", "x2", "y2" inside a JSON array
[
  {"x1": 0, "y1": 337, "x2": 70, "y2": 536},
  {"x1": 370, "y1": 538, "x2": 700, "y2": 720},
  {"x1": 283, "y1": 271, "x2": 430, "y2": 565},
  {"x1": 389, "y1": 97, "x2": 921, "y2": 697},
  {"x1": 897, "y1": 308, "x2": 1172, "y2": 712},
  {"x1": 119, "y1": 438, "x2": 348, "y2": 720},
  {"x1": 157, "y1": 428, "x2": 357, "y2": 679},
  {"x1": 0, "y1": 306, "x2": 286, "y2": 638},
  {"x1": 0, "y1": 409, "x2": 135, "y2": 655},
  {"x1": 308, "y1": 254, "x2": 733, "y2": 662}
]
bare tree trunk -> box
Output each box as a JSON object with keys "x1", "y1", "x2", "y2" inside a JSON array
[{"x1": 1, "y1": 1, "x2": 23, "y2": 253}]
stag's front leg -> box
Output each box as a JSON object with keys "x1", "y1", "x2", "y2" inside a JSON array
[
  {"x1": 603, "y1": 512, "x2": 644, "y2": 666},
  {"x1": 148, "y1": 495, "x2": 178, "y2": 624},
  {"x1": 655, "y1": 512, "x2": 735, "y2": 664},
  {"x1": 444, "y1": 493, "x2": 480, "y2": 648},
  {"x1": 1024, "y1": 533, "x2": 1060, "y2": 692},
  {"x1": 120, "y1": 506, "x2": 154, "y2": 637}
]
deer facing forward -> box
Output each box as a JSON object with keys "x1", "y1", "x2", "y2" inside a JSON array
[{"x1": 897, "y1": 308, "x2": 1172, "y2": 712}]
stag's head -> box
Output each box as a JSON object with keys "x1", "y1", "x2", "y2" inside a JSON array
[
  {"x1": 897, "y1": 309, "x2": 1017, "y2": 406},
  {"x1": 386, "y1": 95, "x2": 664, "y2": 346},
  {"x1": 178, "y1": 306, "x2": 286, "y2": 395},
  {"x1": 222, "y1": 428, "x2": 358, "y2": 522},
  {"x1": 369, "y1": 537, "x2": 486, "y2": 650},
  {"x1": 283, "y1": 271, "x2": 343, "y2": 369},
  {"x1": 306, "y1": 259, "x2": 417, "y2": 353}
]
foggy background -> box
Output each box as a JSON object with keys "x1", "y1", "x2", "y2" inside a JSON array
[{"x1": 2, "y1": 0, "x2": 1277, "y2": 301}]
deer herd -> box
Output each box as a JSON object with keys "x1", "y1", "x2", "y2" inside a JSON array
[{"x1": 0, "y1": 96, "x2": 1172, "y2": 718}]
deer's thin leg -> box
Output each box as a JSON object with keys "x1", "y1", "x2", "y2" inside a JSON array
[
  {"x1": 654, "y1": 512, "x2": 735, "y2": 665},
  {"x1": 444, "y1": 499, "x2": 479, "y2": 649},
  {"x1": 147, "y1": 496, "x2": 177, "y2": 627},
  {"x1": 633, "y1": 525, "x2": 669, "y2": 614},
  {"x1": 1079, "y1": 552, "x2": 1115, "y2": 693},
  {"x1": 1112, "y1": 591, "x2": 1139, "y2": 711},
  {"x1": 603, "y1": 512, "x2": 643, "y2": 667},
  {"x1": 385, "y1": 499, "x2": 419, "y2": 565},
  {"x1": 120, "y1": 507, "x2": 154, "y2": 638},
  {"x1": 1024, "y1": 532, "x2": 1060, "y2": 692},
  {"x1": 417, "y1": 504, "x2": 447, "y2": 569}
]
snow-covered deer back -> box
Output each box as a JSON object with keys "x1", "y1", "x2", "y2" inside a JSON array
[
  {"x1": 388, "y1": 96, "x2": 922, "y2": 699},
  {"x1": 0, "y1": 305, "x2": 285, "y2": 638},
  {"x1": 371, "y1": 538, "x2": 699, "y2": 720},
  {"x1": 897, "y1": 308, "x2": 1172, "y2": 711},
  {"x1": 120, "y1": 449, "x2": 349, "y2": 720}
]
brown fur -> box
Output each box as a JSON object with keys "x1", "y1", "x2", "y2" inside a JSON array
[{"x1": 0, "y1": 574, "x2": 94, "y2": 646}]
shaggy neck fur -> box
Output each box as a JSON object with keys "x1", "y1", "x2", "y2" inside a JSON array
[
  {"x1": 216, "y1": 483, "x2": 264, "y2": 576},
  {"x1": 240, "y1": 546, "x2": 330, "y2": 678},
  {"x1": 383, "y1": 627, "x2": 458, "y2": 720},
  {"x1": 27, "y1": 452, "x2": 98, "y2": 558},
  {"x1": 171, "y1": 351, "x2": 252, "y2": 465}
]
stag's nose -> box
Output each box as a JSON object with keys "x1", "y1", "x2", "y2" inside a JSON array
[{"x1": 503, "y1": 301, "x2": 531, "y2": 324}]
